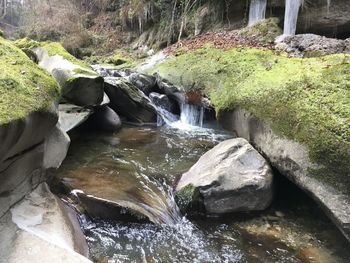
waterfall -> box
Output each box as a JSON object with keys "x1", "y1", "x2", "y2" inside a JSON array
[
  {"x1": 180, "y1": 104, "x2": 204, "y2": 127},
  {"x1": 327, "y1": 0, "x2": 331, "y2": 13},
  {"x1": 248, "y1": 0, "x2": 267, "y2": 26},
  {"x1": 283, "y1": 0, "x2": 301, "y2": 35}
]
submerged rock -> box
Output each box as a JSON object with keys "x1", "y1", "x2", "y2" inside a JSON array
[
  {"x1": 104, "y1": 78, "x2": 157, "y2": 125},
  {"x1": 176, "y1": 138, "x2": 274, "y2": 214}
]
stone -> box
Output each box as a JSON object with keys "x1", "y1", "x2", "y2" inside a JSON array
[
  {"x1": 0, "y1": 183, "x2": 92, "y2": 263},
  {"x1": 219, "y1": 108, "x2": 350, "y2": 242},
  {"x1": 34, "y1": 46, "x2": 104, "y2": 106},
  {"x1": 0, "y1": 143, "x2": 45, "y2": 218},
  {"x1": 275, "y1": 34, "x2": 348, "y2": 57},
  {"x1": 149, "y1": 92, "x2": 179, "y2": 115},
  {"x1": 129, "y1": 73, "x2": 158, "y2": 96},
  {"x1": 176, "y1": 138, "x2": 274, "y2": 214},
  {"x1": 0, "y1": 103, "x2": 57, "y2": 163},
  {"x1": 155, "y1": 73, "x2": 186, "y2": 105},
  {"x1": 104, "y1": 78, "x2": 157, "y2": 125},
  {"x1": 58, "y1": 104, "x2": 93, "y2": 132},
  {"x1": 43, "y1": 124, "x2": 71, "y2": 169},
  {"x1": 84, "y1": 106, "x2": 122, "y2": 132}
]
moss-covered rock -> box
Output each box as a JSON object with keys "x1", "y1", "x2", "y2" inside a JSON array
[
  {"x1": 149, "y1": 46, "x2": 350, "y2": 194},
  {"x1": 15, "y1": 38, "x2": 104, "y2": 106},
  {"x1": 0, "y1": 37, "x2": 60, "y2": 124},
  {"x1": 15, "y1": 38, "x2": 89, "y2": 68},
  {"x1": 238, "y1": 17, "x2": 282, "y2": 44}
]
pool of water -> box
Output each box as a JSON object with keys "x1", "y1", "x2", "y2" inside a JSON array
[{"x1": 54, "y1": 125, "x2": 350, "y2": 263}]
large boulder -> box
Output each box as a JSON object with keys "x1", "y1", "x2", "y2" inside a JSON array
[
  {"x1": 219, "y1": 108, "x2": 350, "y2": 242},
  {"x1": 15, "y1": 39, "x2": 104, "y2": 107},
  {"x1": 0, "y1": 183, "x2": 91, "y2": 263},
  {"x1": 176, "y1": 138, "x2": 274, "y2": 214},
  {"x1": 104, "y1": 78, "x2": 157, "y2": 125},
  {"x1": 0, "y1": 37, "x2": 59, "y2": 217}
]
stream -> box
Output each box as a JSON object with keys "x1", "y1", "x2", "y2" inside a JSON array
[{"x1": 54, "y1": 123, "x2": 350, "y2": 263}]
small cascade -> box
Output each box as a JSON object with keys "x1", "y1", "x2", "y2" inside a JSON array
[
  {"x1": 248, "y1": 0, "x2": 267, "y2": 26},
  {"x1": 180, "y1": 103, "x2": 204, "y2": 127},
  {"x1": 122, "y1": 173, "x2": 183, "y2": 225},
  {"x1": 283, "y1": 0, "x2": 302, "y2": 35},
  {"x1": 327, "y1": 0, "x2": 331, "y2": 13}
]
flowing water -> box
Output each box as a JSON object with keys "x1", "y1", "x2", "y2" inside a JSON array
[
  {"x1": 54, "y1": 123, "x2": 350, "y2": 263},
  {"x1": 248, "y1": 0, "x2": 267, "y2": 26},
  {"x1": 284, "y1": 0, "x2": 301, "y2": 35}
]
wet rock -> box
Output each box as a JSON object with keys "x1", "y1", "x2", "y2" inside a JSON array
[
  {"x1": 176, "y1": 138, "x2": 274, "y2": 214},
  {"x1": 84, "y1": 106, "x2": 122, "y2": 132},
  {"x1": 0, "y1": 183, "x2": 91, "y2": 263},
  {"x1": 149, "y1": 92, "x2": 179, "y2": 115},
  {"x1": 58, "y1": 104, "x2": 93, "y2": 132},
  {"x1": 43, "y1": 124, "x2": 71, "y2": 169},
  {"x1": 219, "y1": 108, "x2": 350, "y2": 242},
  {"x1": 129, "y1": 73, "x2": 158, "y2": 96},
  {"x1": 275, "y1": 34, "x2": 349, "y2": 57},
  {"x1": 155, "y1": 73, "x2": 186, "y2": 105},
  {"x1": 73, "y1": 191, "x2": 147, "y2": 223},
  {"x1": 104, "y1": 78, "x2": 157, "y2": 125}
]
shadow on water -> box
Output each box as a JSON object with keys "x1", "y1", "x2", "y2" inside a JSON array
[{"x1": 52, "y1": 125, "x2": 350, "y2": 263}]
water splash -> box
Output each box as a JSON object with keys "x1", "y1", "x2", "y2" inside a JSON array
[
  {"x1": 284, "y1": 0, "x2": 301, "y2": 35},
  {"x1": 248, "y1": 0, "x2": 267, "y2": 26}
]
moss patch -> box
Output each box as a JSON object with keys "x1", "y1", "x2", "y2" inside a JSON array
[
  {"x1": 238, "y1": 18, "x2": 282, "y2": 44},
  {"x1": 0, "y1": 37, "x2": 60, "y2": 124},
  {"x1": 149, "y1": 46, "x2": 350, "y2": 193},
  {"x1": 15, "y1": 38, "x2": 90, "y2": 68}
]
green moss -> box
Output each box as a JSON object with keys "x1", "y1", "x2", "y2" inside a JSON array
[
  {"x1": 15, "y1": 38, "x2": 90, "y2": 68},
  {"x1": 0, "y1": 37, "x2": 60, "y2": 124},
  {"x1": 175, "y1": 184, "x2": 199, "y2": 213},
  {"x1": 238, "y1": 18, "x2": 282, "y2": 44},
  {"x1": 84, "y1": 49, "x2": 141, "y2": 69},
  {"x1": 149, "y1": 46, "x2": 350, "y2": 193}
]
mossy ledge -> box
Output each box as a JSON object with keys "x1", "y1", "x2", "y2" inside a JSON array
[
  {"x1": 148, "y1": 46, "x2": 350, "y2": 194},
  {"x1": 15, "y1": 37, "x2": 90, "y2": 69},
  {"x1": 0, "y1": 37, "x2": 60, "y2": 124}
]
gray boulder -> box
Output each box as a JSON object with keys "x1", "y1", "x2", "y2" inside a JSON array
[
  {"x1": 0, "y1": 183, "x2": 91, "y2": 263},
  {"x1": 35, "y1": 47, "x2": 104, "y2": 106},
  {"x1": 176, "y1": 138, "x2": 274, "y2": 214},
  {"x1": 104, "y1": 78, "x2": 157, "y2": 125},
  {"x1": 275, "y1": 34, "x2": 349, "y2": 57}
]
